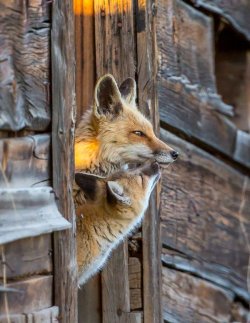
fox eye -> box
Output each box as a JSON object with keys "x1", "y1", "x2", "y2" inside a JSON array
[{"x1": 133, "y1": 131, "x2": 145, "y2": 137}]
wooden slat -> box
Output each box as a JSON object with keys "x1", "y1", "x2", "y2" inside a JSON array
[
  {"x1": 94, "y1": 1, "x2": 136, "y2": 322},
  {"x1": 0, "y1": 306, "x2": 59, "y2": 322},
  {"x1": 0, "y1": 234, "x2": 52, "y2": 279},
  {"x1": 0, "y1": 275, "x2": 53, "y2": 315},
  {"x1": 0, "y1": 187, "x2": 71, "y2": 244},
  {"x1": 51, "y1": 0, "x2": 78, "y2": 322},
  {"x1": 102, "y1": 243, "x2": 130, "y2": 323},
  {"x1": 136, "y1": 1, "x2": 162, "y2": 322},
  {"x1": 190, "y1": 0, "x2": 250, "y2": 40},
  {"x1": 128, "y1": 257, "x2": 142, "y2": 310},
  {"x1": 157, "y1": 0, "x2": 250, "y2": 169},
  {"x1": 162, "y1": 266, "x2": 234, "y2": 323},
  {"x1": 0, "y1": 134, "x2": 50, "y2": 188},
  {"x1": 0, "y1": 0, "x2": 51, "y2": 131},
  {"x1": 160, "y1": 129, "x2": 250, "y2": 302},
  {"x1": 74, "y1": 0, "x2": 96, "y2": 121}
]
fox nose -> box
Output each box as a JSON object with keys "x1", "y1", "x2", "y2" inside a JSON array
[{"x1": 171, "y1": 151, "x2": 179, "y2": 160}]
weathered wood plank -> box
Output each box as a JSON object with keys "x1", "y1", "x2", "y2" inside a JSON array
[
  {"x1": 0, "y1": 0, "x2": 51, "y2": 131},
  {"x1": 78, "y1": 275, "x2": 102, "y2": 323},
  {"x1": 0, "y1": 306, "x2": 58, "y2": 322},
  {"x1": 190, "y1": 0, "x2": 250, "y2": 40},
  {"x1": 162, "y1": 266, "x2": 234, "y2": 323},
  {"x1": 0, "y1": 275, "x2": 53, "y2": 315},
  {"x1": 136, "y1": 2, "x2": 162, "y2": 322},
  {"x1": 0, "y1": 134, "x2": 50, "y2": 188},
  {"x1": 0, "y1": 187, "x2": 71, "y2": 244},
  {"x1": 157, "y1": 0, "x2": 250, "y2": 168},
  {"x1": 0, "y1": 234, "x2": 52, "y2": 279},
  {"x1": 74, "y1": 0, "x2": 96, "y2": 121},
  {"x1": 102, "y1": 243, "x2": 130, "y2": 323},
  {"x1": 94, "y1": 1, "x2": 136, "y2": 322},
  {"x1": 51, "y1": 0, "x2": 78, "y2": 322},
  {"x1": 160, "y1": 129, "x2": 250, "y2": 302}
]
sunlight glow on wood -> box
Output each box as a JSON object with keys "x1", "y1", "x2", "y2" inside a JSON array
[{"x1": 74, "y1": 0, "x2": 131, "y2": 15}]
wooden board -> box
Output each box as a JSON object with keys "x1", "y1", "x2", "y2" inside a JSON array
[
  {"x1": 160, "y1": 129, "x2": 250, "y2": 302},
  {"x1": 0, "y1": 187, "x2": 71, "y2": 244},
  {"x1": 74, "y1": 0, "x2": 96, "y2": 121},
  {"x1": 51, "y1": 1, "x2": 78, "y2": 322},
  {"x1": 0, "y1": 234, "x2": 52, "y2": 279},
  {"x1": 190, "y1": 0, "x2": 250, "y2": 41},
  {"x1": 162, "y1": 266, "x2": 234, "y2": 323},
  {"x1": 136, "y1": 2, "x2": 163, "y2": 322},
  {"x1": 0, "y1": 306, "x2": 59, "y2": 323},
  {"x1": 0, "y1": 0, "x2": 51, "y2": 131},
  {"x1": 94, "y1": 1, "x2": 136, "y2": 322},
  {"x1": 157, "y1": 0, "x2": 250, "y2": 169},
  {"x1": 0, "y1": 134, "x2": 50, "y2": 188},
  {"x1": 0, "y1": 275, "x2": 53, "y2": 314}
]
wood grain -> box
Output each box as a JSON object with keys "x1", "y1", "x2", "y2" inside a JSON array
[
  {"x1": 51, "y1": 0, "x2": 78, "y2": 322},
  {"x1": 160, "y1": 129, "x2": 250, "y2": 303},
  {"x1": 162, "y1": 266, "x2": 234, "y2": 323},
  {"x1": 0, "y1": 234, "x2": 52, "y2": 279},
  {"x1": 157, "y1": 0, "x2": 250, "y2": 169},
  {"x1": 75, "y1": 0, "x2": 96, "y2": 122},
  {"x1": 0, "y1": 187, "x2": 71, "y2": 244},
  {"x1": 0, "y1": 275, "x2": 53, "y2": 315},
  {"x1": 190, "y1": 0, "x2": 250, "y2": 41},
  {"x1": 136, "y1": 1, "x2": 162, "y2": 322},
  {"x1": 0, "y1": 0, "x2": 51, "y2": 131},
  {"x1": 0, "y1": 134, "x2": 50, "y2": 188},
  {"x1": 94, "y1": 1, "x2": 136, "y2": 322}
]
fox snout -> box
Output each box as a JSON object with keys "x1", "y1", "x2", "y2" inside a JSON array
[
  {"x1": 153, "y1": 138, "x2": 179, "y2": 164},
  {"x1": 141, "y1": 161, "x2": 160, "y2": 176}
]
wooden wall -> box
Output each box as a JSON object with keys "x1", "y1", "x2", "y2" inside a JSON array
[
  {"x1": 157, "y1": 0, "x2": 250, "y2": 321},
  {"x1": 0, "y1": 1, "x2": 75, "y2": 322},
  {"x1": 76, "y1": 0, "x2": 250, "y2": 322}
]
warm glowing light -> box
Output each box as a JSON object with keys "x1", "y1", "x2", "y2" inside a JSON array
[
  {"x1": 74, "y1": 0, "x2": 94, "y2": 15},
  {"x1": 75, "y1": 140, "x2": 100, "y2": 170},
  {"x1": 74, "y1": 0, "x2": 132, "y2": 15}
]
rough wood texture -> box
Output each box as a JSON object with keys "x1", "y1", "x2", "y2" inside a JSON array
[
  {"x1": 0, "y1": 0, "x2": 51, "y2": 131},
  {"x1": 75, "y1": 0, "x2": 96, "y2": 121},
  {"x1": 136, "y1": 1, "x2": 162, "y2": 322},
  {"x1": 0, "y1": 134, "x2": 50, "y2": 188},
  {"x1": 0, "y1": 275, "x2": 53, "y2": 315},
  {"x1": 160, "y1": 129, "x2": 250, "y2": 303},
  {"x1": 0, "y1": 306, "x2": 59, "y2": 323},
  {"x1": 190, "y1": 0, "x2": 250, "y2": 41},
  {"x1": 162, "y1": 266, "x2": 234, "y2": 323},
  {"x1": 51, "y1": 0, "x2": 78, "y2": 322},
  {"x1": 157, "y1": 0, "x2": 250, "y2": 169},
  {"x1": 0, "y1": 187, "x2": 71, "y2": 244},
  {"x1": 0, "y1": 234, "x2": 52, "y2": 279},
  {"x1": 128, "y1": 257, "x2": 142, "y2": 310},
  {"x1": 94, "y1": 1, "x2": 136, "y2": 323}
]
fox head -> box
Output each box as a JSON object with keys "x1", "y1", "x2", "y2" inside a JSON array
[
  {"x1": 75, "y1": 161, "x2": 161, "y2": 218},
  {"x1": 75, "y1": 74, "x2": 178, "y2": 171}
]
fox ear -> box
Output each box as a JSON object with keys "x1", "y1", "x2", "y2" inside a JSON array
[
  {"x1": 107, "y1": 181, "x2": 131, "y2": 206},
  {"x1": 119, "y1": 77, "x2": 137, "y2": 106},
  {"x1": 94, "y1": 74, "x2": 123, "y2": 118},
  {"x1": 75, "y1": 173, "x2": 104, "y2": 200}
]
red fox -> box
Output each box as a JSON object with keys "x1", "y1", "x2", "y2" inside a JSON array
[
  {"x1": 74, "y1": 74, "x2": 178, "y2": 206},
  {"x1": 75, "y1": 161, "x2": 161, "y2": 284}
]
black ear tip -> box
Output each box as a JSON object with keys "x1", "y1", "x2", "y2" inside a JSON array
[{"x1": 75, "y1": 173, "x2": 83, "y2": 186}]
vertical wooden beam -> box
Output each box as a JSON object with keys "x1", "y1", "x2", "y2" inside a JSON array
[
  {"x1": 75, "y1": 0, "x2": 96, "y2": 121},
  {"x1": 94, "y1": 1, "x2": 136, "y2": 322},
  {"x1": 52, "y1": 1, "x2": 78, "y2": 322},
  {"x1": 136, "y1": 1, "x2": 162, "y2": 322}
]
